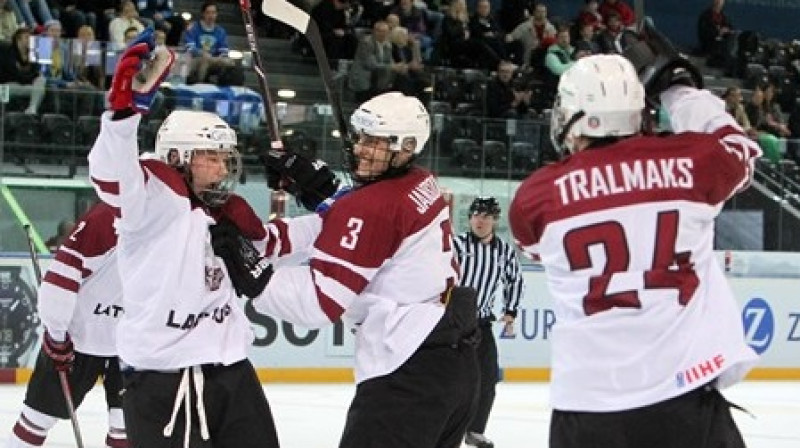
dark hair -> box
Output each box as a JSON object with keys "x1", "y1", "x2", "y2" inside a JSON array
[
  {"x1": 201, "y1": 1, "x2": 217, "y2": 14},
  {"x1": 124, "y1": 26, "x2": 139, "y2": 37},
  {"x1": 11, "y1": 27, "x2": 31, "y2": 44}
]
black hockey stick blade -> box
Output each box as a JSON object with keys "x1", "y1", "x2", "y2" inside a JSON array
[{"x1": 262, "y1": 0, "x2": 351, "y2": 145}]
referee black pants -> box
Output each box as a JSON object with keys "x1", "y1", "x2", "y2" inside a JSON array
[
  {"x1": 467, "y1": 323, "x2": 498, "y2": 435},
  {"x1": 550, "y1": 383, "x2": 747, "y2": 448},
  {"x1": 338, "y1": 341, "x2": 479, "y2": 448}
]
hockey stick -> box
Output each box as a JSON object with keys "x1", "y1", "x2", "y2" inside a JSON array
[
  {"x1": 633, "y1": 0, "x2": 645, "y2": 31},
  {"x1": 22, "y1": 224, "x2": 85, "y2": 448},
  {"x1": 238, "y1": 0, "x2": 284, "y2": 151},
  {"x1": 239, "y1": 0, "x2": 292, "y2": 218},
  {"x1": 260, "y1": 0, "x2": 350, "y2": 145}
]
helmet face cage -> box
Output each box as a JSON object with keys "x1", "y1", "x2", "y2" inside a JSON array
[
  {"x1": 469, "y1": 196, "x2": 501, "y2": 218},
  {"x1": 155, "y1": 110, "x2": 241, "y2": 207},
  {"x1": 187, "y1": 147, "x2": 243, "y2": 207}
]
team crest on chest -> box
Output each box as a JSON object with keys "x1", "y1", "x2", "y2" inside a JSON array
[{"x1": 205, "y1": 266, "x2": 224, "y2": 291}]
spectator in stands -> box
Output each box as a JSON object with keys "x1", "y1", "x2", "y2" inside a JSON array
[
  {"x1": 348, "y1": 20, "x2": 398, "y2": 102},
  {"x1": 137, "y1": 0, "x2": 185, "y2": 46},
  {"x1": 764, "y1": 80, "x2": 791, "y2": 135},
  {"x1": 722, "y1": 86, "x2": 757, "y2": 139},
  {"x1": 595, "y1": 11, "x2": 626, "y2": 54},
  {"x1": 598, "y1": 0, "x2": 634, "y2": 28},
  {"x1": 0, "y1": 27, "x2": 45, "y2": 114},
  {"x1": 385, "y1": 12, "x2": 400, "y2": 31},
  {"x1": 8, "y1": 0, "x2": 53, "y2": 33},
  {"x1": 108, "y1": 0, "x2": 144, "y2": 48},
  {"x1": 438, "y1": 0, "x2": 478, "y2": 68},
  {"x1": 48, "y1": 0, "x2": 94, "y2": 38},
  {"x1": 123, "y1": 24, "x2": 139, "y2": 43},
  {"x1": 184, "y1": 1, "x2": 236, "y2": 84},
  {"x1": 390, "y1": 25, "x2": 428, "y2": 102},
  {"x1": 746, "y1": 81, "x2": 788, "y2": 163},
  {"x1": 74, "y1": 24, "x2": 105, "y2": 90},
  {"x1": 468, "y1": 0, "x2": 507, "y2": 70},
  {"x1": 389, "y1": 0, "x2": 437, "y2": 61},
  {"x1": 485, "y1": 60, "x2": 531, "y2": 118},
  {"x1": 544, "y1": 25, "x2": 574, "y2": 87},
  {"x1": 310, "y1": 0, "x2": 357, "y2": 64},
  {"x1": 40, "y1": 19, "x2": 101, "y2": 115},
  {"x1": 505, "y1": 8, "x2": 556, "y2": 68},
  {"x1": 697, "y1": 0, "x2": 737, "y2": 72},
  {"x1": 0, "y1": 0, "x2": 19, "y2": 41},
  {"x1": 577, "y1": 0, "x2": 605, "y2": 33},
  {"x1": 572, "y1": 21, "x2": 600, "y2": 57}
]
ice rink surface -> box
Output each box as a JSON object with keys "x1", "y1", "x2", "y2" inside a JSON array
[{"x1": 1, "y1": 381, "x2": 798, "y2": 447}]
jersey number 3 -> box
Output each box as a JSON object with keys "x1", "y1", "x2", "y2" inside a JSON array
[{"x1": 564, "y1": 210, "x2": 699, "y2": 316}]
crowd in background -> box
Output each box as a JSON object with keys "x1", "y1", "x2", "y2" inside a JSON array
[
  {"x1": 0, "y1": 0, "x2": 244, "y2": 118},
  {"x1": 2, "y1": 0, "x2": 800, "y2": 168}
]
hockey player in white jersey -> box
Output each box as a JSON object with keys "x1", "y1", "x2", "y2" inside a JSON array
[
  {"x1": 8, "y1": 202, "x2": 127, "y2": 448},
  {"x1": 86, "y1": 28, "x2": 313, "y2": 448},
  {"x1": 509, "y1": 27, "x2": 761, "y2": 448},
  {"x1": 253, "y1": 92, "x2": 481, "y2": 448}
]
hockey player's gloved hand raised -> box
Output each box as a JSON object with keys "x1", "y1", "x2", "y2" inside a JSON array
[
  {"x1": 261, "y1": 150, "x2": 340, "y2": 212},
  {"x1": 108, "y1": 28, "x2": 174, "y2": 114},
  {"x1": 210, "y1": 218, "x2": 273, "y2": 298},
  {"x1": 43, "y1": 331, "x2": 74, "y2": 372},
  {"x1": 622, "y1": 21, "x2": 703, "y2": 106}
]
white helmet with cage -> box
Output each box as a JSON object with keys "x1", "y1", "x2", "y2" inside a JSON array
[
  {"x1": 155, "y1": 109, "x2": 241, "y2": 206},
  {"x1": 550, "y1": 54, "x2": 645, "y2": 154},
  {"x1": 350, "y1": 91, "x2": 431, "y2": 154}
]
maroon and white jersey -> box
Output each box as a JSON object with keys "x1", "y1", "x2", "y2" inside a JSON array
[
  {"x1": 37, "y1": 202, "x2": 121, "y2": 356},
  {"x1": 256, "y1": 167, "x2": 458, "y2": 383},
  {"x1": 509, "y1": 86, "x2": 761, "y2": 412},
  {"x1": 87, "y1": 112, "x2": 260, "y2": 370}
]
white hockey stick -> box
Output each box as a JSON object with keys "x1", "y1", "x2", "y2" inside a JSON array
[
  {"x1": 261, "y1": 0, "x2": 350, "y2": 144},
  {"x1": 23, "y1": 224, "x2": 84, "y2": 448}
]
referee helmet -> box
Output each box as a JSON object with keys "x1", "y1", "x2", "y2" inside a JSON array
[{"x1": 469, "y1": 196, "x2": 500, "y2": 218}]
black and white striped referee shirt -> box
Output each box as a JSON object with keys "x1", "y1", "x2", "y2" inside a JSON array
[{"x1": 453, "y1": 232, "x2": 525, "y2": 321}]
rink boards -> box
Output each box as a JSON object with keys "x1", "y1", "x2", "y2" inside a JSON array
[{"x1": 1, "y1": 251, "x2": 798, "y2": 383}]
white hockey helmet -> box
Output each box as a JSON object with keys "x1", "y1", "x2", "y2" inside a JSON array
[
  {"x1": 349, "y1": 91, "x2": 431, "y2": 154},
  {"x1": 155, "y1": 109, "x2": 241, "y2": 206},
  {"x1": 550, "y1": 54, "x2": 645, "y2": 154}
]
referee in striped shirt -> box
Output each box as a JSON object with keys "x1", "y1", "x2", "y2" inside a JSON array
[{"x1": 454, "y1": 196, "x2": 525, "y2": 448}]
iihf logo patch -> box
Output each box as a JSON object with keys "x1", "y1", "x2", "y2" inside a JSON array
[{"x1": 587, "y1": 116, "x2": 600, "y2": 129}]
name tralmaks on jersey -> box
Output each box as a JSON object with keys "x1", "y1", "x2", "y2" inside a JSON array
[
  {"x1": 165, "y1": 304, "x2": 232, "y2": 330},
  {"x1": 554, "y1": 157, "x2": 695, "y2": 206},
  {"x1": 408, "y1": 175, "x2": 442, "y2": 214}
]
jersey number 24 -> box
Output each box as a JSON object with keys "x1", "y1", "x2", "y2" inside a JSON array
[{"x1": 564, "y1": 210, "x2": 699, "y2": 316}]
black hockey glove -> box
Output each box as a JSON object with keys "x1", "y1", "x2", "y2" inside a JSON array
[
  {"x1": 210, "y1": 219, "x2": 273, "y2": 298},
  {"x1": 622, "y1": 21, "x2": 704, "y2": 106},
  {"x1": 261, "y1": 149, "x2": 340, "y2": 212}
]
